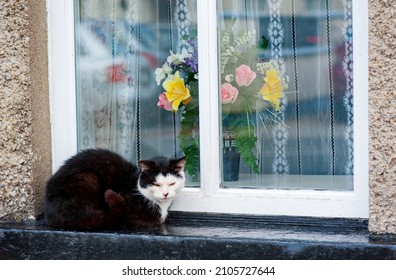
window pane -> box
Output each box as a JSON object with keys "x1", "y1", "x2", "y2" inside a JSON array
[
  {"x1": 74, "y1": 0, "x2": 199, "y2": 183},
  {"x1": 219, "y1": 0, "x2": 353, "y2": 191}
]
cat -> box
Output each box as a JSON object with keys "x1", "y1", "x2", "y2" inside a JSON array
[{"x1": 44, "y1": 149, "x2": 186, "y2": 231}]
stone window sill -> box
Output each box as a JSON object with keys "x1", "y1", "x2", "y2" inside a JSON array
[{"x1": 0, "y1": 212, "x2": 395, "y2": 259}]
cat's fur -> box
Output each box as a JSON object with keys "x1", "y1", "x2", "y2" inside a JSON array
[{"x1": 44, "y1": 149, "x2": 185, "y2": 230}]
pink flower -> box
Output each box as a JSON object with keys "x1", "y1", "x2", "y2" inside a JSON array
[
  {"x1": 157, "y1": 93, "x2": 174, "y2": 111},
  {"x1": 235, "y1": 64, "x2": 256, "y2": 87},
  {"x1": 221, "y1": 83, "x2": 239, "y2": 104}
]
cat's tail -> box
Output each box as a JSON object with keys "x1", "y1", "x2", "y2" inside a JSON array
[{"x1": 104, "y1": 189, "x2": 128, "y2": 213}]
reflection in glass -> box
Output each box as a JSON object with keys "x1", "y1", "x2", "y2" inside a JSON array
[
  {"x1": 74, "y1": 0, "x2": 198, "y2": 183},
  {"x1": 219, "y1": 0, "x2": 354, "y2": 191}
]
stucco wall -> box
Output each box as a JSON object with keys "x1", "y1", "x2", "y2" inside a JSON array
[
  {"x1": 368, "y1": 0, "x2": 396, "y2": 234},
  {"x1": 0, "y1": 0, "x2": 51, "y2": 221}
]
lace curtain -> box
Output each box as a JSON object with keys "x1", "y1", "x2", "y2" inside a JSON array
[
  {"x1": 218, "y1": 0, "x2": 353, "y2": 177},
  {"x1": 75, "y1": 0, "x2": 194, "y2": 163}
]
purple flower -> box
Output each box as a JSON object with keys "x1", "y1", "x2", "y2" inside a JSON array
[{"x1": 184, "y1": 38, "x2": 198, "y2": 73}]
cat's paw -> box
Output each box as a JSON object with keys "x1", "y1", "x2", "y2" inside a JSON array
[{"x1": 104, "y1": 189, "x2": 126, "y2": 211}]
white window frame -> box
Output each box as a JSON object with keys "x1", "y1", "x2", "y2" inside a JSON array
[{"x1": 48, "y1": 0, "x2": 369, "y2": 219}]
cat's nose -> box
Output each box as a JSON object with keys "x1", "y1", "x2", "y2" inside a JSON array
[{"x1": 163, "y1": 192, "x2": 169, "y2": 198}]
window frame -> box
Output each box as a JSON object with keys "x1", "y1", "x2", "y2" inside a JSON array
[{"x1": 48, "y1": 0, "x2": 369, "y2": 219}]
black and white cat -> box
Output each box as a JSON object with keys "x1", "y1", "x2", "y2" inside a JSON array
[{"x1": 44, "y1": 149, "x2": 185, "y2": 230}]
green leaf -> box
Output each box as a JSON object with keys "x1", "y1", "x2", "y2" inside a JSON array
[
  {"x1": 178, "y1": 90, "x2": 200, "y2": 181},
  {"x1": 235, "y1": 135, "x2": 260, "y2": 174},
  {"x1": 226, "y1": 114, "x2": 260, "y2": 174}
]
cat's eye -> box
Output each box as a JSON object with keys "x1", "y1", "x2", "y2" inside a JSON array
[
  {"x1": 153, "y1": 183, "x2": 161, "y2": 187},
  {"x1": 169, "y1": 182, "x2": 176, "y2": 186}
]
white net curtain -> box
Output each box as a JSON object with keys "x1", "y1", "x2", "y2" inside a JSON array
[{"x1": 75, "y1": 0, "x2": 195, "y2": 163}]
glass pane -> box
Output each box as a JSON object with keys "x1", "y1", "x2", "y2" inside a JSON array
[
  {"x1": 74, "y1": 0, "x2": 199, "y2": 184},
  {"x1": 219, "y1": 0, "x2": 353, "y2": 191}
]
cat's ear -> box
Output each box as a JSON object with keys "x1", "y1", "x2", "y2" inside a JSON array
[
  {"x1": 139, "y1": 160, "x2": 154, "y2": 173},
  {"x1": 173, "y1": 157, "x2": 186, "y2": 173}
]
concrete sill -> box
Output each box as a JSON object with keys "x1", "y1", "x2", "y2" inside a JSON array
[{"x1": 1, "y1": 212, "x2": 395, "y2": 260}]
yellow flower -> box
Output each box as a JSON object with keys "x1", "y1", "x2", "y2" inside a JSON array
[
  {"x1": 163, "y1": 71, "x2": 191, "y2": 111},
  {"x1": 259, "y1": 69, "x2": 283, "y2": 111}
]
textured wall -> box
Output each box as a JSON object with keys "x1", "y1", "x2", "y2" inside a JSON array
[
  {"x1": 0, "y1": 0, "x2": 51, "y2": 221},
  {"x1": 368, "y1": 0, "x2": 396, "y2": 234},
  {"x1": 0, "y1": 0, "x2": 34, "y2": 221}
]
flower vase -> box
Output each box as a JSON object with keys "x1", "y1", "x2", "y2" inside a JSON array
[{"x1": 223, "y1": 131, "x2": 240, "y2": 181}]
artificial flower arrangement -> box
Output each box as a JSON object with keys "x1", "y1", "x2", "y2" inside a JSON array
[
  {"x1": 155, "y1": 36, "x2": 200, "y2": 180},
  {"x1": 155, "y1": 22, "x2": 288, "y2": 180}
]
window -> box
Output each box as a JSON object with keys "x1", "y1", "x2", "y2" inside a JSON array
[{"x1": 48, "y1": 0, "x2": 368, "y2": 218}]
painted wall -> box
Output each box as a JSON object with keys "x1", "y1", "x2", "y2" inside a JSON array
[{"x1": 0, "y1": 0, "x2": 394, "y2": 234}]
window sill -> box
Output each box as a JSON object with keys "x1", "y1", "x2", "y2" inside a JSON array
[
  {"x1": 222, "y1": 174, "x2": 353, "y2": 191},
  {"x1": 0, "y1": 212, "x2": 395, "y2": 260}
]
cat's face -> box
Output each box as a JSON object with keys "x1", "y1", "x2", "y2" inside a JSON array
[{"x1": 137, "y1": 157, "x2": 186, "y2": 204}]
